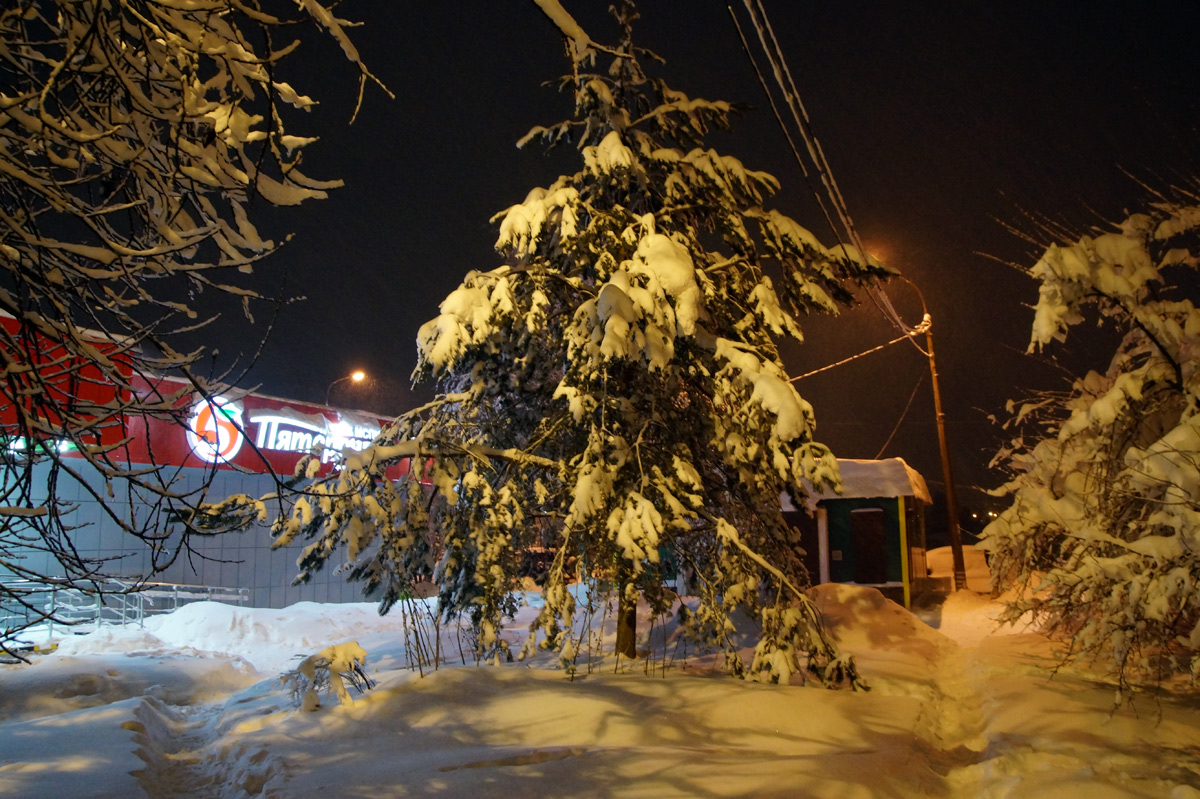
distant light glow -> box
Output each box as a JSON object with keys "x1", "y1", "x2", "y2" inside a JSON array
[{"x1": 5, "y1": 437, "x2": 75, "y2": 454}]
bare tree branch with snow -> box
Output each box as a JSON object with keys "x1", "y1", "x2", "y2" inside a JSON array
[
  {"x1": 985, "y1": 183, "x2": 1200, "y2": 693},
  {"x1": 0, "y1": 0, "x2": 383, "y2": 653}
]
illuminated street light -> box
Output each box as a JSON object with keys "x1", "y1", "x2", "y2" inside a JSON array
[{"x1": 326, "y1": 370, "x2": 366, "y2": 406}]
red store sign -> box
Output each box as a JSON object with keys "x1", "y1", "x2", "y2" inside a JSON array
[
  {"x1": 123, "y1": 377, "x2": 401, "y2": 478},
  {"x1": 3, "y1": 311, "x2": 408, "y2": 479}
]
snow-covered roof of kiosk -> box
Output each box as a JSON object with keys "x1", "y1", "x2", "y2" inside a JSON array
[{"x1": 785, "y1": 457, "x2": 932, "y2": 511}]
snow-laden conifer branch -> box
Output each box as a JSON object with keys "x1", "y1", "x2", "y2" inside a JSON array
[{"x1": 258, "y1": 1, "x2": 884, "y2": 684}]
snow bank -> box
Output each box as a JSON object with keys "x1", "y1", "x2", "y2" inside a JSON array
[
  {"x1": 0, "y1": 697, "x2": 145, "y2": 799},
  {"x1": 812, "y1": 583, "x2": 955, "y2": 691},
  {"x1": 204, "y1": 663, "x2": 931, "y2": 799},
  {"x1": 926, "y1": 544, "x2": 992, "y2": 593},
  {"x1": 142, "y1": 600, "x2": 410, "y2": 674}
]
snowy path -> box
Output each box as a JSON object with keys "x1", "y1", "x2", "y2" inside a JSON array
[
  {"x1": 127, "y1": 671, "x2": 305, "y2": 799},
  {"x1": 127, "y1": 699, "x2": 224, "y2": 799},
  {"x1": 949, "y1": 635, "x2": 1200, "y2": 799},
  {"x1": 6, "y1": 589, "x2": 1200, "y2": 798},
  {"x1": 917, "y1": 593, "x2": 1200, "y2": 799},
  {"x1": 0, "y1": 646, "x2": 263, "y2": 799},
  {"x1": 915, "y1": 642, "x2": 990, "y2": 794}
]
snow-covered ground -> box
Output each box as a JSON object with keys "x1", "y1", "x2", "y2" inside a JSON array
[{"x1": 3, "y1": 548, "x2": 1200, "y2": 799}]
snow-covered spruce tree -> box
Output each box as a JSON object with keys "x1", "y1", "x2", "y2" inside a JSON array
[
  {"x1": 984, "y1": 188, "x2": 1200, "y2": 689},
  {"x1": 0, "y1": 0, "x2": 382, "y2": 651},
  {"x1": 267, "y1": 5, "x2": 884, "y2": 685}
]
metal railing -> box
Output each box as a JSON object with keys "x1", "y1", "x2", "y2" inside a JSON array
[{"x1": 2, "y1": 578, "x2": 250, "y2": 643}]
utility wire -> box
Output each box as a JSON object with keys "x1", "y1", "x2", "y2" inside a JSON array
[
  {"x1": 873, "y1": 372, "x2": 925, "y2": 459},
  {"x1": 732, "y1": 3, "x2": 969, "y2": 589},
  {"x1": 726, "y1": 4, "x2": 845, "y2": 257},
  {"x1": 734, "y1": 0, "x2": 927, "y2": 354},
  {"x1": 788, "y1": 328, "x2": 923, "y2": 383},
  {"x1": 753, "y1": 0, "x2": 912, "y2": 337}
]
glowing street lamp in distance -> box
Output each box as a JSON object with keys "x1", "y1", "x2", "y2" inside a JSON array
[{"x1": 326, "y1": 370, "x2": 367, "y2": 406}]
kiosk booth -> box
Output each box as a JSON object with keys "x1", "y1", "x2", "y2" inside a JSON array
[{"x1": 784, "y1": 458, "x2": 932, "y2": 608}]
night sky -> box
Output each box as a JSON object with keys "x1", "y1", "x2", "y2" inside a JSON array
[{"x1": 213, "y1": 2, "x2": 1200, "y2": 537}]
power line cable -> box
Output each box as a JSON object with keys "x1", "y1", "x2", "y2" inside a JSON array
[
  {"x1": 731, "y1": 3, "x2": 968, "y2": 588},
  {"x1": 735, "y1": 1, "x2": 926, "y2": 354},
  {"x1": 753, "y1": 1, "x2": 910, "y2": 333},
  {"x1": 788, "y1": 327, "x2": 924, "y2": 383},
  {"x1": 874, "y1": 372, "x2": 925, "y2": 459},
  {"x1": 725, "y1": 4, "x2": 845, "y2": 252}
]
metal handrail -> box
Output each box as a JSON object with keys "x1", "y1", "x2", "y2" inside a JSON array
[{"x1": 2, "y1": 578, "x2": 250, "y2": 642}]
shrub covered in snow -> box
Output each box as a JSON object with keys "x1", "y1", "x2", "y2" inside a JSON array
[
  {"x1": 282, "y1": 641, "x2": 373, "y2": 712},
  {"x1": 984, "y1": 188, "x2": 1200, "y2": 689}
]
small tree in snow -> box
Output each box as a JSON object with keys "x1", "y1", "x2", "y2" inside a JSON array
[
  {"x1": 266, "y1": 4, "x2": 883, "y2": 685},
  {"x1": 984, "y1": 186, "x2": 1200, "y2": 689},
  {"x1": 0, "y1": 0, "x2": 383, "y2": 651}
]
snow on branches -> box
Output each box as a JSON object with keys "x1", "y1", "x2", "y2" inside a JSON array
[
  {"x1": 985, "y1": 189, "x2": 1200, "y2": 690},
  {"x1": 282, "y1": 641, "x2": 374, "y2": 712},
  {"x1": 0, "y1": 0, "x2": 382, "y2": 653},
  {"x1": 264, "y1": 3, "x2": 882, "y2": 686}
]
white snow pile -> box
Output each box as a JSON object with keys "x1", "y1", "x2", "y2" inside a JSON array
[
  {"x1": 138, "y1": 600, "x2": 406, "y2": 674},
  {"x1": 4, "y1": 565, "x2": 1200, "y2": 798}
]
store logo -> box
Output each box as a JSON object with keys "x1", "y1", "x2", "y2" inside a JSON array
[
  {"x1": 186, "y1": 395, "x2": 245, "y2": 463},
  {"x1": 248, "y1": 410, "x2": 379, "y2": 462}
]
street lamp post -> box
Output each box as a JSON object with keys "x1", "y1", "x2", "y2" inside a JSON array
[
  {"x1": 326, "y1": 370, "x2": 366, "y2": 406},
  {"x1": 899, "y1": 278, "x2": 967, "y2": 591}
]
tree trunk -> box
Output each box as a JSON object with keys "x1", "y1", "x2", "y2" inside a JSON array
[
  {"x1": 616, "y1": 587, "x2": 637, "y2": 659},
  {"x1": 615, "y1": 563, "x2": 637, "y2": 659}
]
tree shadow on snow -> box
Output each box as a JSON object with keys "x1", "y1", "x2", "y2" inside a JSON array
[{"x1": 257, "y1": 663, "x2": 948, "y2": 799}]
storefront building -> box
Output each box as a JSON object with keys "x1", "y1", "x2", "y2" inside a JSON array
[{"x1": 4, "y1": 366, "x2": 394, "y2": 609}]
